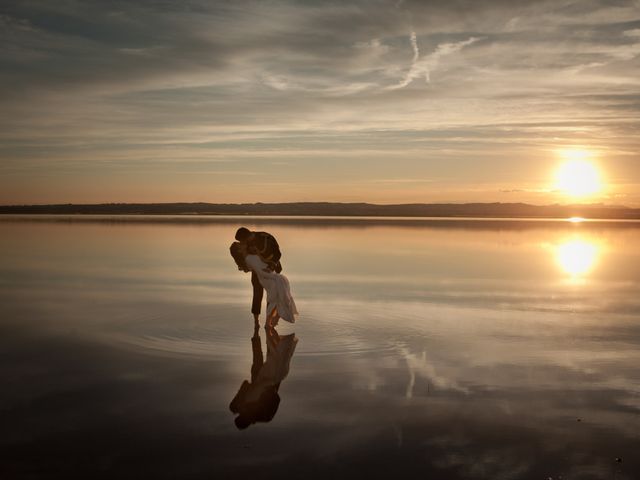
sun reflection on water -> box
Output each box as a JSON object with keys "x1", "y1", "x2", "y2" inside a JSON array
[{"x1": 556, "y1": 238, "x2": 599, "y2": 279}]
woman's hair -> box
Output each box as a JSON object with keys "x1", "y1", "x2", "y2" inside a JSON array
[{"x1": 230, "y1": 241, "x2": 249, "y2": 271}]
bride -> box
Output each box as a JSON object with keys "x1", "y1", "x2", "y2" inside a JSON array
[{"x1": 230, "y1": 242, "x2": 298, "y2": 326}]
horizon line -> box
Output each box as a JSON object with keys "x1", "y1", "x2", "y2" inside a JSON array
[{"x1": 0, "y1": 200, "x2": 636, "y2": 208}]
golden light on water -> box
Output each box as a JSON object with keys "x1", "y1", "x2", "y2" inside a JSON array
[
  {"x1": 556, "y1": 238, "x2": 599, "y2": 278},
  {"x1": 555, "y1": 149, "x2": 602, "y2": 198}
]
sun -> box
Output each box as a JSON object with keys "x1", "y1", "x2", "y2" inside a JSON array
[{"x1": 554, "y1": 149, "x2": 602, "y2": 198}]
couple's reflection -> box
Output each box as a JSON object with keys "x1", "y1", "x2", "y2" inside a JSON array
[{"x1": 229, "y1": 325, "x2": 298, "y2": 429}]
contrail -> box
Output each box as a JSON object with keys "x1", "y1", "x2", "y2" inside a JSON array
[
  {"x1": 388, "y1": 33, "x2": 481, "y2": 90},
  {"x1": 410, "y1": 30, "x2": 419, "y2": 63}
]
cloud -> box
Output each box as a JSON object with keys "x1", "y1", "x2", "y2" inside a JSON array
[
  {"x1": 410, "y1": 30, "x2": 420, "y2": 64},
  {"x1": 387, "y1": 33, "x2": 481, "y2": 89},
  {"x1": 0, "y1": 0, "x2": 639, "y2": 204}
]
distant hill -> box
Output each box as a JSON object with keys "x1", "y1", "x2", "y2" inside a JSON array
[{"x1": 1, "y1": 202, "x2": 639, "y2": 219}]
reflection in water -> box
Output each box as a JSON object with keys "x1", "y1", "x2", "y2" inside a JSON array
[
  {"x1": 229, "y1": 325, "x2": 298, "y2": 429},
  {"x1": 2, "y1": 219, "x2": 640, "y2": 478},
  {"x1": 556, "y1": 237, "x2": 599, "y2": 278}
]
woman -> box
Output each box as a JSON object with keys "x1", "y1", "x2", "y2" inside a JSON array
[{"x1": 230, "y1": 242, "x2": 298, "y2": 326}]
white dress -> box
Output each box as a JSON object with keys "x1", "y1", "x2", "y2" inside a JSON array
[{"x1": 245, "y1": 254, "x2": 298, "y2": 323}]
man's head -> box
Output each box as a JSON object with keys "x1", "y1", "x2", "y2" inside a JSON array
[
  {"x1": 235, "y1": 227, "x2": 253, "y2": 242},
  {"x1": 232, "y1": 388, "x2": 281, "y2": 430}
]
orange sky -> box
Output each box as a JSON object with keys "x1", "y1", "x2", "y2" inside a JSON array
[{"x1": 1, "y1": 1, "x2": 639, "y2": 205}]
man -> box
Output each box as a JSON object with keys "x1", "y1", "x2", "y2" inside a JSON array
[{"x1": 235, "y1": 227, "x2": 282, "y2": 324}]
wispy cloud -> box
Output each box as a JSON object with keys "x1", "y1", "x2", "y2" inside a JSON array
[
  {"x1": 387, "y1": 33, "x2": 481, "y2": 89},
  {"x1": 0, "y1": 0, "x2": 639, "y2": 204}
]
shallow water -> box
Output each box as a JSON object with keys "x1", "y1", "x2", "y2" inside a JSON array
[{"x1": 1, "y1": 216, "x2": 639, "y2": 479}]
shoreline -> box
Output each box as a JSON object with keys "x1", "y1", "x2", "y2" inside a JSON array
[{"x1": 3, "y1": 214, "x2": 640, "y2": 229}]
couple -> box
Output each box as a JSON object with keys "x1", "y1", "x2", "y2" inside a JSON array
[
  {"x1": 230, "y1": 227, "x2": 298, "y2": 327},
  {"x1": 229, "y1": 323, "x2": 298, "y2": 429}
]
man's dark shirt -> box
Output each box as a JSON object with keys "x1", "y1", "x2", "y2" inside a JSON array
[
  {"x1": 247, "y1": 231, "x2": 281, "y2": 272},
  {"x1": 249, "y1": 231, "x2": 282, "y2": 315}
]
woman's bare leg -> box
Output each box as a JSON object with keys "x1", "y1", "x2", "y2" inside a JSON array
[{"x1": 266, "y1": 306, "x2": 279, "y2": 328}]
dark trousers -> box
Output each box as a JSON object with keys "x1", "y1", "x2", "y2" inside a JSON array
[{"x1": 251, "y1": 271, "x2": 264, "y2": 315}]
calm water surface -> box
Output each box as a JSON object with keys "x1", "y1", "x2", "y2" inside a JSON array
[{"x1": 1, "y1": 216, "x2": 639, "y2": 479}]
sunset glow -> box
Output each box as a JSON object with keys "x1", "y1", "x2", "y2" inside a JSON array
[
  {"x1": 1, "y1": 2, "x2": 639, "y2": 205},
  {"x1": 2, "y1": 1, "x2": 640, "y2": 477}
]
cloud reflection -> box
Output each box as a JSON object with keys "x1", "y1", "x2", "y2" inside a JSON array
[{"x1": 2, "y1": 220, "x2": 640, "y2": 478}]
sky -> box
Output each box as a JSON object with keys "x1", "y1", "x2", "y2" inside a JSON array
[{"x1": 1, "y1": 0, "x2": 639, "y2": 205}]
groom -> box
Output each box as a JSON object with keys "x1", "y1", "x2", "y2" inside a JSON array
[{"x1": 235, "y1": 227, "x2": 282, "y2": 324}]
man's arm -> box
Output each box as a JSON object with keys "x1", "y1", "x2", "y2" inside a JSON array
[
  {"x1": 269, "y1": 235, "x2": 281, "y2": 263},
  {"x1": 253, "y1": 232, "x2": 281, "y2": 264}
]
